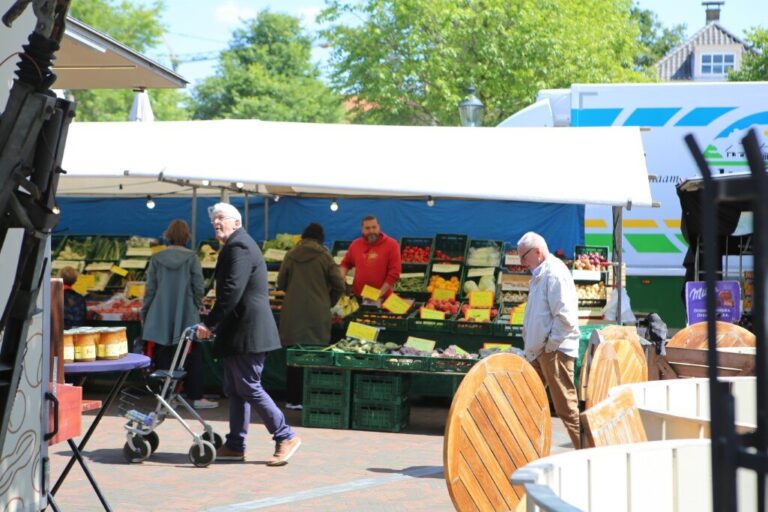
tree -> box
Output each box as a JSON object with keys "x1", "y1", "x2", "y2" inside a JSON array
[
  {"x1": 67, "y1": 0, "x2": 189, "y2": 121},
  {"x1": 190, "y1": 11, "x2": 344, "y2": 122},
  {"x1": 630, "y1": 3, "x2": 687, "y2": 72},
  {"x1": 318, "y1": 0, "x2": 647, "y2": 126},
  {"x1": 729, "y1": 28, "x2": 768, "y2": 81}
]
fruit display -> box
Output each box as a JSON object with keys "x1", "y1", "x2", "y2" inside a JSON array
[
  {"x1": 401, "y1": 245, "x2": 430, "y2": 263},
  {"x1": 576, "y1": 282, "x2": 606, "y2": 301},
  {"x1": 427, "y1": 275, "x2": 460, "y2": 293},
  {"x1": 57, "y1": 238, "x2": 90, "y2": 260},
  {"x1": 263, "y1": 233, "x2": 300, "y2": 261},
  {"x1": 125, "y1": 236, "x2": 158, "y2": 256},
  {"x1": 462, "y1": 273, "x2": 497, "y2": 295},
  {"x1": 424, "y1": 297, "x2": 460, "y2": 315},
  {"x1": 87, "y1": 295, "x2": 143, "y2": 321},
  {"x1": 573, "y1": 252, "x2": 609, "y2": 271},
  {"x1": 501, "y1": 291, "x2": 527, "y2": 303},
  {"x1": 433, "y1": 249, "x2": 464, "y2": 261}
]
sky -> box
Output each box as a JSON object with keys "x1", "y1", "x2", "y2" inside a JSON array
[{"x1": 155, "y1": 0, "x2": 767, "y2": 87}]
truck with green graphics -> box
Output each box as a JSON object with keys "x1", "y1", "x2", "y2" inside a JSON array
[{"x1": 501, "y1": 82, "x2": 768, "y2": 326}]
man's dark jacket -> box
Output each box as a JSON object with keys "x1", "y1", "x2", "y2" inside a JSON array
[{"x1": 203, "y1": 228, "x2": 281, "y2": 357}]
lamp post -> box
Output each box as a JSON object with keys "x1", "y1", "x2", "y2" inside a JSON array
[{"x1": 458, "y1": 85, "x2": 484, "y2": 127}]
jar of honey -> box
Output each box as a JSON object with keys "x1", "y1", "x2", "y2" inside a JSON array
[
  {"x1": 112, "y1": 326, "x2": 128, "y2": 357},
  {"x1": 98, "y1": 327, "x2": 123, "y2": 360},
  {"x1": 62, "y1": 329, "x2": 75, "y2": 363},
  {"x1": 73, "y1": 327, "x2": 98, "y2": 362}
]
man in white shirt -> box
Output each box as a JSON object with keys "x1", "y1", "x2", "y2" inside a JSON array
[{"x1": 517, "y1": 231, "x2": 581, "y2": 449}]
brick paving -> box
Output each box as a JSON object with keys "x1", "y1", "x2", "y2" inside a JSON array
[{"x1": 48, "y1": 391, "x2": 573, "y2": 511}]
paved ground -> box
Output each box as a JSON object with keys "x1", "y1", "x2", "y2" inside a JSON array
[{"x1": 48, "y1": 388, "x2": 573, "y2": 512}]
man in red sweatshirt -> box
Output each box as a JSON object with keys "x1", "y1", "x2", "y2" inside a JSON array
[{"x1": 340, "y1": 215, "x2": 401, "y2": 300}]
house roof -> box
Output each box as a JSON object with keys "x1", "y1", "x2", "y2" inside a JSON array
[{"x1": 656, "y1": 22, "x2": 750, "y2": 81}]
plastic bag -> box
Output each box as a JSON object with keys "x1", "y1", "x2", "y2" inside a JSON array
[{"x1": 602, "y1": 287, "x2": 636, "y2": 323}]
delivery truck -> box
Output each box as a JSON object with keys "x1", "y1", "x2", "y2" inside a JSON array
[{"x1": 500, "y1": 82, "x2": 768, "y2": 326}]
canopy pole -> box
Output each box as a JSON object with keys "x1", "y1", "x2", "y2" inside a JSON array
[
  {"x1": 244, "y1": 191, "x2": 249, "y2": 233},
  {"x1": 612, "y1": 205, "x2": 624, "y2": 325},
  {"x1": 191, "y1": 186, "x2": 197, "y2": 250},
  {"x1": 264, "y1": 196, "x2": 269, "y2": 243}
]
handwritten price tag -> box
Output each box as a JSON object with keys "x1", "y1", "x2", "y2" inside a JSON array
[
  {"x1": 431, "y1": 263, "x2": 460, "y2": 273},
  {"x1": 432, "y1": 288, "x2": 456, "y2": 300},
  {"x1": 465, "y1": 308, "x2": 491, "y2": 321},
  {"x1": 346, "y1": 321, "x2": 380, "y2": 341},
  {"x1": 126, "y1": 283, "x2": 146, "y2": 298},
  {"x1": 405, "y1": 336, "x2": 436, "y2": 352},
  {"x1": 264, "y1": 248, "x2": 287, "y2": 261},
  {"x1": 482, "y1": 342, "x2": 512, "y2": 349},
  {"x1": 110, "y1": 265, "x2": 128, "y2": 277},
  {"x1": 361, "y1": 284, "x2": 381, "y2": 301},
  {"x1": 382, "y1": 293, "x2": 410, "y2": 315},
  {"x1": 469, "y1": 290, "x2": 494, "y2": 308},
  {"x1": 420, "y1": 307, "x2": 446, "y2": 320}
]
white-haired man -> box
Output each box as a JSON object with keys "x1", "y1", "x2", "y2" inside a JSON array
[
  {"x1": 197, "y1": 202, "x2": 301, "y2": 465},
  {"x1": 517, "y1": 231, "x2": 581, "y2": 449}
]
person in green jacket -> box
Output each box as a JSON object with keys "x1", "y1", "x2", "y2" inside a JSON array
[
  {"x1": 277, "y1": 223, "x2": 345, "y2": 409},
  {"x1": 141, "y1": 219, "x2": 217, "y2": 409}
]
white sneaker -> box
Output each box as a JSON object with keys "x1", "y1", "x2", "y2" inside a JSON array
[
  {"x1": 193, "y1": 398, "x2": 219, "y2": 409},
  {"x1": 285, "y1": 403, "x2": 303, "y2": 410}
]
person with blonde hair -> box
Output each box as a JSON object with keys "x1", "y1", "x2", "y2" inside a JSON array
[{"x1": 142, "y1": 219, "x2": 216, "y2": 409}]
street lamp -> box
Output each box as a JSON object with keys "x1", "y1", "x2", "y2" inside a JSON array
[{"x1": 458, "y1": 85, "x2": 484, "y2": 127}]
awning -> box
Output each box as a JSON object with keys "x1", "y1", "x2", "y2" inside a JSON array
[
  {"x1": 56, "y1": 17, "x2": 186, "y2": 90},
  {"x1": 60, "y1": 120, "x2": 653, "y2": 207}
]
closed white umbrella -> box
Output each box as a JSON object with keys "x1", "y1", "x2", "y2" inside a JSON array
[{"x1": 128, "y1": 89, "x2": 154, "y2": 122}]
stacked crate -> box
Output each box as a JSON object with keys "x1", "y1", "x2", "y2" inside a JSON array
[
  {"x1": 301, "y1": 368, "x2": 352, "y2": 429},
  {"x1": 351, "y1": 372, "x2": 410, "y2": 432}
]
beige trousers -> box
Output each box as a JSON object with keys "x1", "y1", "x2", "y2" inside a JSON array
[{"x1": 531, "y1": 350, "x2": 581, "y2": 449}]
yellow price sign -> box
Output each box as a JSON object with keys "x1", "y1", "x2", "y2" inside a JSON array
[
  {"x1": 75, "y1": 274, "x2": 96, "y2": 290},
  {"x1": 482, "y1": 342, "x2": 512, "y2": 349},
  {"x1": 110, "y1": 265, "x2": 129, "y2": 277},
  {"x1": 382, "y1": 293, "x2": 410, "y2": 315},
  {"x1": 420, "y1": 307, "x2": 446, "y2": 320},
  {"x1": 151, "y1": 245, "x2": 167, "y2": 254},
  {"x1": 346, "y1": 321, "x2": 380, "y2": 341},
  {"x1": 71, "y1": 280, "x2": 89, "y2": 296},
  {"x1": 360, "y1": 284, "x2": 381, "y2": 301},
  {"x1": 465, "y1": 308, "x2": 491, "y2": 321},
  {"x1": 469, "y1": 290, "x2": 494, "y2": 308},
  {"x1": 126, "y1": 283, "x2": 146, "y2": 298},
  {"x1": 405, "y1": 336, "x2": 436, "y2": 353},
  {"x1": 432, "y1": 288, "x2": 456, "y2": 301}
]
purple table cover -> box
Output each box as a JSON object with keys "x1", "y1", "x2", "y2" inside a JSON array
[{"x1": 64, "y1": 353, "x2": 150, "y2": 374}]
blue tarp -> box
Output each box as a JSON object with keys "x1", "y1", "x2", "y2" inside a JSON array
[{"x1": 55, "y1": 197, "x2": 584, "y2": 257}]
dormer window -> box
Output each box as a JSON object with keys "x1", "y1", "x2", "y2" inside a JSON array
[{"x1": 701, "y1": 53, "x2": 735, "y2": 75}]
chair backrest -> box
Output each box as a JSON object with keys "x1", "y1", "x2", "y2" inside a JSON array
[
  {"x1": 581, "y1": 387, "x2": 648, "y2": 448},
  {"x1": 583, "y1": 326, "x2": 648, "y2": 409},
  {"x1": 444, "y1": 353, "x2": 551, "y2": 512},
  {"x1": 667, "y1": 320, "x2": 755, "y2": 349}
]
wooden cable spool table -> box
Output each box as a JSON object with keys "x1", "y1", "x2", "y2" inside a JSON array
[{"x1": 443, "y1": 353, "x2": 550, "y2": 511}]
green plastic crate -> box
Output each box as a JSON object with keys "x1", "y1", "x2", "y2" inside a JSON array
[
  {"x1": 380, "y1": 353, "x2": 432, "y2": 372},
  {"x1": 407, "y1": 307, "x2": 456, "y2": 333},
  {"x1": 353, "y1": 373, "x2": 410, "y2": 403},
  {"x1": 454, "y1": 319, "x2": 494, "y2": 336},
  {"x1": 287, "y1": 346, "x2": 335, "y2": 367},
  {"x1": 303, "y1": 388, "x2": 349, "y2": 410},
  {"x1": 302, "y1": 407, "x2": 349, "y2": 429},
  {"x1": 351, "y1": 399, "x2": 410, "y2": 432},
  {"x1": 351, "y1": 309, "x2": 410, "y2": 332},
  {"x1": 492, "y1": 321, "x2": 523, "y2": 339},
  {"x1": 429, "y1": 356, "x2": 478, "y2": 374},
  {"x1": 303, "y1": 367, "x2": 352, "y2": 392},
  {"x1": 433, "y1": 233, "x2": 468, "y2": 262},
  {"x1": 333, "y1": 351, "x2": 383, "y2": 369}
]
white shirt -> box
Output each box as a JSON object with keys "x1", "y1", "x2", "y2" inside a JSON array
[{"x1": 522, "y1": 254, "x2": 580, "y2": 361}]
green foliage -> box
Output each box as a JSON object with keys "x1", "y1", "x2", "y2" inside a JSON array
[
  {"x1": 190, "y1": 11, "x2": 344, "y2": 122},
  {"x1": 318, "y1": 0, "x2": 648, "y2": 126},
  {"x1": 630, "y1": 3, "x2": 686, "y2": 72},
  {"x1": 67, "y1": 0, "x2": 188, "y2": 121},
  {"x1": 729, "y1": 28, "x2": 768, "y2": 81}
]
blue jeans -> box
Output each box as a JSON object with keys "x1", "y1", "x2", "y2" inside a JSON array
[{"x1": 222, "y1": 352, "x2": 294, "y2": 452}]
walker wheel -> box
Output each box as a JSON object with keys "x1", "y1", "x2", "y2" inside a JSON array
[
  {"x1": 123, "y1": 435, "x2": 151, "y2": 463},
  {"x1": 189, "y1": 440, "x2": 216, "y2": 467},
  {"x1": 142, "y1": 431, "x2": 160, "y2": 454},
  {"x1": 202, "y1": 431, "x2": 223, "y2": 449}
]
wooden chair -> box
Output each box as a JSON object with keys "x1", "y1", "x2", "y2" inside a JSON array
[
  {"x1": 444, "y1": 353, "x2": 551, "y2": 512},
  {"x1": 581, "y1": 387, "x2": 648, "y2": 448}
]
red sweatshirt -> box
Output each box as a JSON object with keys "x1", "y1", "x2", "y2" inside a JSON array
[{"x1": 340, "y1": 232, "x2": 402, "y2": 297}]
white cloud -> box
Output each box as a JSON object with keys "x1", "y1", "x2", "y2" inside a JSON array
[
  {"x1": 215, "y1": 1, "x2": 257, "y2": 27},
  {"x1": 296, "y1": 7, "x2": 322, "y2": 30}
]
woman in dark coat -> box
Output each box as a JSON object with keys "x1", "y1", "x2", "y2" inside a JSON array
[{"x1": 277, "y1": 223, "x2": 345, "y2": 409}]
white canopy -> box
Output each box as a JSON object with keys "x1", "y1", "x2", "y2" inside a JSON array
[{"x1": 60, "y1": 119, "x2": 652, "y2": 207}]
